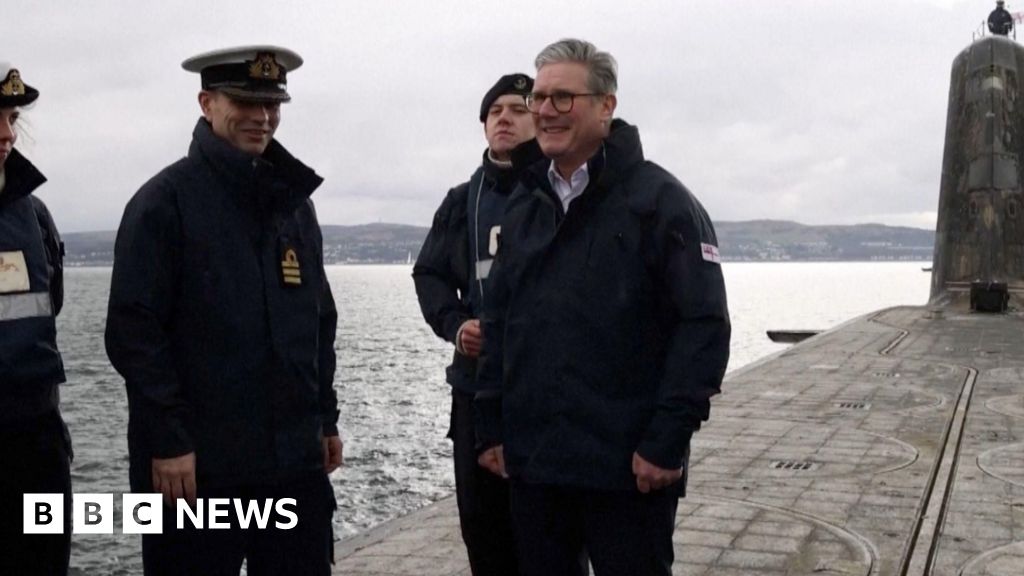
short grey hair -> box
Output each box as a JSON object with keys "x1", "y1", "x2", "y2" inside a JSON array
[{"x1": 534, "y1": 39, "x2": 618, "y2": 95}]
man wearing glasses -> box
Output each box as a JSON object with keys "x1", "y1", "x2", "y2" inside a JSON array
[
  {"x1": 413, "y1": 73, "x2": 540, "y2": 576},
  {"x1": 475, "y1": 39, "x2": 730, "y2": 575}
]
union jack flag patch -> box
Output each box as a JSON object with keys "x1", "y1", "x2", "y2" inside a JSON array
[{"x1": 700, "y1": 243, "x2": 721, "y2": 264}]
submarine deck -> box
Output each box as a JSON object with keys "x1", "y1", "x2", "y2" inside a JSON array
[{"x1": 333, "y1": 304, "x2": 1024, "y2": 575}]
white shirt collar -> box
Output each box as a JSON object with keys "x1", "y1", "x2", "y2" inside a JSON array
[{"x1": 547, "y1": 161, "x2": 589, "y2": 213}]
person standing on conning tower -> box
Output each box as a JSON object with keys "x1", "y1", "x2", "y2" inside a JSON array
[{"x1": 989, "y1": 1, "x2": 1014, "y2": 36}]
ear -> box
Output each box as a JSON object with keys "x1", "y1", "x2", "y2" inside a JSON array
[
  {"x1": 197, "y1": 91, "x2": 215, "y2": 120},
  {"x1": 600, "y1": 94, "x2": 617, "y2": 123}
]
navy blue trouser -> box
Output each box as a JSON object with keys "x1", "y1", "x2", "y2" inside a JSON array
[
  {"x1": 451, "y1": 388, "x2": 518, "y2": 576},
  {"x1": 0, "y1": 410, "x2": 72, "y2": 576},
  {"x1": 509, "y1": 480, "x2": 680, "y2": 576},
  {"x1": 139, "y1": 472, "x2": 336, "y2": 576}
]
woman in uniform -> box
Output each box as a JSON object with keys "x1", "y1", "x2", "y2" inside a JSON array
[{"x1": 0, "y1": 63, "x2": 71, "y2": 576}]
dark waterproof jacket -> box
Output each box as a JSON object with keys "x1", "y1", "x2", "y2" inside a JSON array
[
  {"x1": 476, "y1": 120, "x2": 730, "y2": 492},
  {"x1": 106, "y1": 119, "x2": 339, "y2": 488},
  {"x1": 0, "y1": 148, "x2": 65, "y2": 425},
  {"x1": 989, "y1": 7, "x2": 1014, "y2": 35},
  {"x1": 413, "y1": 144, "x2": 541, "y2": 393}
]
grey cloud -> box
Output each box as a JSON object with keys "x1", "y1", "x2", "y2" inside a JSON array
[{"x1": 7, "y1": 0, "x2": 981, "y2": 231}]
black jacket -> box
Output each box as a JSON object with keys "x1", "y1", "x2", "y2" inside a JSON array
[
  {"x1": 476, "y1": 120, "x2": 730, "y2": 492},
  {"x1": 413, "y1": 144, "x2": 541, "y2": 393},
  {"x1": 989, "y1": 7, "x2": 1014, "y2": 35},
  {"x1": 106, "y1": 119, "x2": 339, "y2": 487},
  {"x1": 0, "y1": 148, "x2": 66, "y2": 425}
]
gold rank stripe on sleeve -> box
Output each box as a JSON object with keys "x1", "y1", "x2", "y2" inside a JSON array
[{"x1": 281, "y1": 248, "x2": 302, "y2": 286}]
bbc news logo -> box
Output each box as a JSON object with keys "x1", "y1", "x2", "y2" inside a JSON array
[{"x1": 24, "y1": 494, "x2": 298, "y2": 534}]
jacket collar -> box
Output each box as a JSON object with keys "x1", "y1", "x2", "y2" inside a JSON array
[
  {"x1": 521, "y1": 118, "x2": 644, "y2": 194},
  {"x1": 188, "y1": 118, "x2": 323, "y2": 214},
  {"x1": 0, "y1": 148, "x2": 47, "y2": 207},
  {"x1": 481, "y1": 138, "x2": 546, "y2": 193},
  {"x1": 480, "y1": 148, "x2": 514, "y2": 190},
  {"x1": 594, "y1": 118, "x2": 644, "y2": 189}
]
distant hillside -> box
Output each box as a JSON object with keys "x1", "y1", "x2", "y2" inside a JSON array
[
  {"x1": 62, "y1": 220, "x2": 934, "y2": 266},
  {"x1": 320, "y1": 223, "x2": 426, "y2": 264},
  {"x1": 716, "y1": 220, "x2": 934, "y2": 261},
  {"x1": 63, "y1": 231, "x2": 117, "y2": 266}
]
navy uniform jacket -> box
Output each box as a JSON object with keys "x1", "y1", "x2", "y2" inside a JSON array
[
  {"x1": 989, "y1": 7, "x2": 1014, "y2": 35},
  {"x1": 0, "y1": 148, "x2": 65, "y2": 426},
  {"x1": 476, "y1": 120, "x2": 730, "y2": 492},
  {"x1": 413, "y1": 144, "x2": 542, "y2": 393},
  {"x1": 106, "y1": 119, "x2": 339, "y2": 488}
]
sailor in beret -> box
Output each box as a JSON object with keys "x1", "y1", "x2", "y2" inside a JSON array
[
  {"x1": 106, "y1": 46, "x2": 341, "y2": 575},
  {"x1": 412, "y1": 71, "x2": 540, "y2": 576},
  {"x1": 0, "y1": 64, "x2": 72, "y2": 576}
]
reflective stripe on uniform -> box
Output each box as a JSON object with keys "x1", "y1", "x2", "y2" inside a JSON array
[
  {"x1": 0, "y1": 291, "x2": 53, "y2": 321},
  {"x1": 475, "y1": 259, "x2": 493, "y2": 281}
]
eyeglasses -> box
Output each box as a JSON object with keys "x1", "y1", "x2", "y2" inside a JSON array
[{"x1": 525, "y1": 91, "x2": 603, "y2": 114}]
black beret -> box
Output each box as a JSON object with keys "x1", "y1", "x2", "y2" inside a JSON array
[
  {"x1": 0, "y1": 65, "x2": 39, "y2": 107},
  {"x1": 480, "y1": 73, "x2": 533, "y2": 122}
]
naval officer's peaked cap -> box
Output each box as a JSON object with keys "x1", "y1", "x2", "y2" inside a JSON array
[
  {"x1": 182, "y1": 45, "x2": 302, "y2": 103},
  {"x1": 0, "y1": 63, "x2": 40, "y2": 107}
]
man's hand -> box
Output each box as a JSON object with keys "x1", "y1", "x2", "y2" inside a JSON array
[
  {"x1": 632, "y1": 452, "x2": 682, "y2": 494},
  {"x1": 477, "y1": 445, "x2": 506, "y2": 478},
  {"x1": 324, "y1": 434, "x2": 344, "y2": 474},
  {"x1": 458, "y1": 319, "x2": 483, "y2": 358},
  {"x1": 152, "y1": 452, "x2": 196, "y2": 507}
]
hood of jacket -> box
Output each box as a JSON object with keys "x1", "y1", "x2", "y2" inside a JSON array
[
  {"x1": 188, "y1": 118, "x2": 324, "y2": 215},
  {"x1": 482, "y1": 137, "x2": 545, "y2": 192},
  {"x1": 519, "y1": 118, "x2": 644, "y2": 195},
  {"x1": 0, "y1": 148, "x2": 46, "y2": 208}
]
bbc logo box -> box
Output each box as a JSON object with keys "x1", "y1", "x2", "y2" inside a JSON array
[{"x1": 24, "y1": 494, "x2": 163, "y2": 534}]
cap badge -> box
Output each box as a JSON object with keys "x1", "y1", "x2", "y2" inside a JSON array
[
  {"x1": 248, "y1": 53, "x2": 282, "y2": 81},
  {"x1": 0, "y1": 69, "x2": 26, "y2": 97},
  {"x1": 513, "y1": 76, "x2": 527, "y2": 90}
]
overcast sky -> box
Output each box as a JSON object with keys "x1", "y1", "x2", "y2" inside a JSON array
[{"x1": 3, "y1": 0, "x2": 1000, "y2": 232}]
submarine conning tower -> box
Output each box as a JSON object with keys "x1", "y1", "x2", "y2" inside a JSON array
[{"x1": 931, "y1": 35, "x2": 1024, "y2": 312}]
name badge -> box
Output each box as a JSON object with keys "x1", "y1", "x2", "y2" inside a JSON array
[{"x1": 0, "y1": 251, "x2": 30, "y2": 293}]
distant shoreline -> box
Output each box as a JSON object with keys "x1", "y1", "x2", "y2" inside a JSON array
[
  {"x1": 66, "y1": 259, "x2": 934, "y2": 268},
  {"x1": 62, "y1": 220, "x2": 936, "y2": 267}
]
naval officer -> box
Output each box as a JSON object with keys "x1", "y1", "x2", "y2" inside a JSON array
[
  {"x1": 0, "y1": 64, "x2": 72, "y2": 576},
  {"x1": 106, "y1": 46, "x2": 341, "y2": 575}
]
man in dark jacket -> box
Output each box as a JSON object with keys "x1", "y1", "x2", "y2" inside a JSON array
[
  {"x1": 476, "y1": 39, "x2": 730, "y2": 576},
  {"x1": 105, "y1": 46, "x2": 341, "y2": 576},
  {"x1": 989, "y1": 1, "x2": 1014, "y2": 35},
  {"x1": 0, "y1": 64, "x2": 72, "y2": 576},
  {"x1": 413, "y1": 72, "x2": 537, "y2": 576}
]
